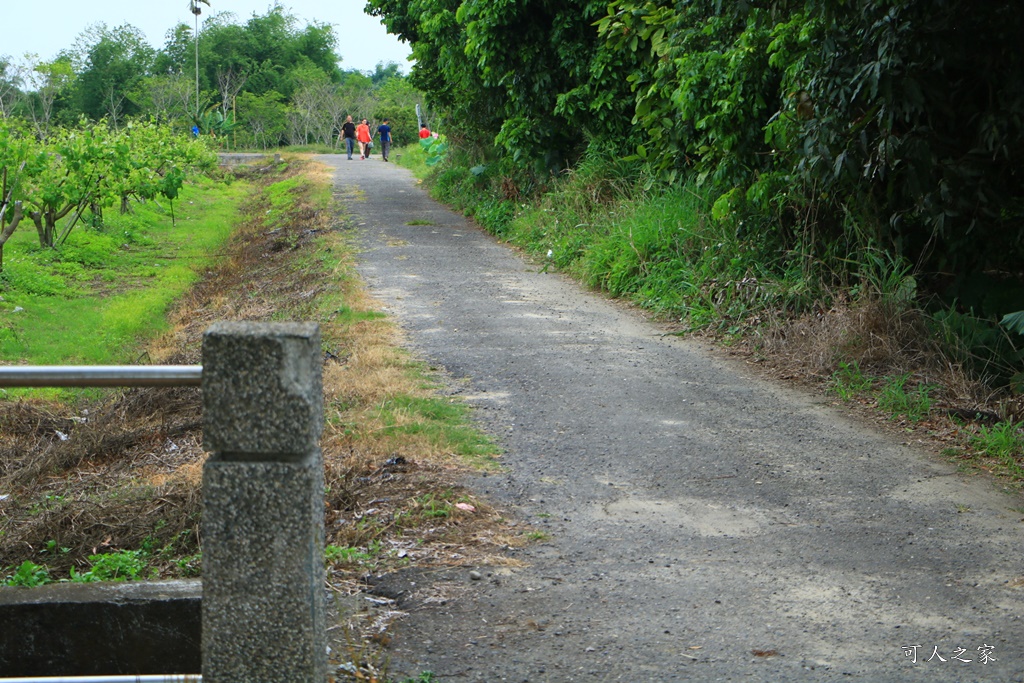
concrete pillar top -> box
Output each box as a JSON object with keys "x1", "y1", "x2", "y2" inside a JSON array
[{"x1": 201, "y1": 321, "x2": 322, "y2": 459}]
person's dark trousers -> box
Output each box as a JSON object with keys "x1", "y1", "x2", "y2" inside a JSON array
[
  {"x1": 345, "y1": 138, "x2": 355, "y2": 159},
  {"x1": 381, "y1": 140, "x2": 391, "y2": 161}
]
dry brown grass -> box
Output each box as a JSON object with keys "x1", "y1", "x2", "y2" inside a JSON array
[
  {"x1": 0, "y1": 156, "x2": 520, "y2": 585},
  {"x1": 728, "y1": 288, "x2": 1024, "y2": 484},
  {"x1": 753, "y1": 293, "x2": 1013, "y2": 416},
  {"x1": 756, "y1": 296, "x2": 930, "y2": 378}
]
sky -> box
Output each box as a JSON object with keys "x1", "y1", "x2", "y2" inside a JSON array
[{"x1": 0, "y1": 0, "x2": 413, "y2": 74}]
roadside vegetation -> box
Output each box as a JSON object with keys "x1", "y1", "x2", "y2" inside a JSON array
[
  {"x1": 0, "y1": 156, "x2": 526, "y2": 680},
  {"x1": 382, "y1": 0, "x2": 1024, "y2": 487},
  {"x1": 396, "y1": 139, "x2": 1024, "y2": 488},
  {"x1": 0, "y1": 156, "x2": 519, "y2": 578}
]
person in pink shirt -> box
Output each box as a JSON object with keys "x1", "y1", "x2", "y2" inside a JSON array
[{"x1": 356, "y1": 119, "x2": 372, "y2": 159}]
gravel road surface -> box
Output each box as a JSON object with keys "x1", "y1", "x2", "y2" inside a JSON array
[{"x1": 320, "y1": 153, "x2": 1024, "y2": 682}]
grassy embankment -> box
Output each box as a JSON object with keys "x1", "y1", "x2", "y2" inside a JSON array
[
  {"x1": 0, "y1": 178, "x2": 242, "y2": 373},
  {"x1": 1, "y1": 156, "x2": 520, "y2": 604},
  {"x1": 394, "y1": 142, "x2": 1024, "y2": 485}
]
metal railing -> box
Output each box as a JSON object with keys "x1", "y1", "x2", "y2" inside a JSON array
[
  {"x1": 0, "y1": 676, "x2": 201, "y2": 683},
  {"x1": 0, "y1": 322, "x2": 328, "y2": 682},
  {"x1": 0, "y1": 366, "x2": 202, "y2": 388}
]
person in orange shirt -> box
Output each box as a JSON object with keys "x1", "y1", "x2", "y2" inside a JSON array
[
  {"x1": 356, "y1": 119, "x2": 372, "y2": 159},
  {"x1": 419, "y1": 124, "x2": 431, "y2": 139}
]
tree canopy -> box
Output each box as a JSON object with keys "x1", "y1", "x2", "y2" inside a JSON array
[{"x1": 366, "y1": 0, "x2": 1024, "y2": 282}]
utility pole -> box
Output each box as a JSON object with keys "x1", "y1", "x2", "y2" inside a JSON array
[{"x1": 190, "y1": 0, "x2": 210, "y2": 121}]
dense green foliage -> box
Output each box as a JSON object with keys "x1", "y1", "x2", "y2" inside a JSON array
[
  {"x1": 370, "y1": 0, "x2": 1024, "y2": 298},
  {"x1": 0, "y1": 4, "x2": 425, "y2": 148},
  {"x1": 0, "y1": 173, "x2": 243, "y2": 369},
  {"x1": 388, "y1": 0, "x2": 1024, "y2": 395},
  {"x1": 0, "y1": 117, "x2": 216, "y2": 268}
]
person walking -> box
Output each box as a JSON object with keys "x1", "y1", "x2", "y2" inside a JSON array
[
  {"x1": 377, "y1": 118, "x2": 392, "y2": 162},
  {"x1": 340, "y1": 116, "x2": 357, "y2": 160},
  {"x1": 356, "y1": 118, "x2": 372, "y2": 159}
]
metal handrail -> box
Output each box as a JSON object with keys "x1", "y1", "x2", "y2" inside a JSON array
[
  {"x1": 0, "y1": 677, "x2": 201, "y2": 683},
  {"x1": 0, "y1": 366, "x2": 202, "y2": 388}
]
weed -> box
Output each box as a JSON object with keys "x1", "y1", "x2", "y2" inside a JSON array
[
  {"x1": 333, "y1": 305, "x2": 387, "y2": 326},
  {"x1": 877, "y1": 375, "x2": 935, "y2": 422},
  {"x1": 399, "y1": 673, "x2": 437, "y2": 683},
  {"x1": 3, "y1": 560, "x2": 51, "y2": 587},
  {"x1": 828, "y1": 361, "x2": 874, "y2": 401},
  {"x1": 406, "y1": 219, "x2": 437, "y2": 226},
  {"x1": 969, "y1": 421, "x2": 1024, "y2": 479},
  {"x1": 416, "y1": 493, "x2": 454, "y2": 519},
  {"x1": 43, "y1": 540, "x2": 71, "y2": 556},
  {"x1": 71, "y1": 549, "x2": 152, "y2": 582},
  {"x1": 332, "y1": 622, "x2": 390, "y2": 683},
  {"x1": 325, "y1": 544, "x2": 375, "y2": 566},
  {"x1": 175, "y1": 553, "x2": 202, "y2": 577},
  {"x1": 524, "y1": 531, "x2": 550, "y2": 542}
]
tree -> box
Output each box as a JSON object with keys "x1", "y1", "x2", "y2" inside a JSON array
[
  {"x1": 22, "y1": 57, "x2": 75, "y2": 139},
  {"x1": 0, "y1": 56, "x2": 24, "y2": 118},
  {"x1": 287, "y1": 66, "x2": 336, "y2": 145},
  {"x1": 370, "y1": 61, "x2": 403, "y2": 86},
  {"x1": 366, "y1": 0, "x2": 619, "y2": 169},
  {"x1": 373, "y1": 76, "x2": 420, "y2": 146},
  {"x1": 236, "y1": 90, "x2": 287, "y2": 149},
  {"x1": 0, "y1": 118, "x2": 35, "y2": 270},
  {"x1": 23, "y1": 123, "x2": 113, "y2": 246},
  {"x1": 215, "y1": 66, "x2": 247, "y2": 120},
  {"x1": 75, "y1": 24, "x2": 156, "y2": 124},
  {"x1": 189, "y1": 0, "x2": 212, "y2": 116}
]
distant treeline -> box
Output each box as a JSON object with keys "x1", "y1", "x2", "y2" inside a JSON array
[{"x1": 0, "y1": 4, "x2": 424, "y2": 148}]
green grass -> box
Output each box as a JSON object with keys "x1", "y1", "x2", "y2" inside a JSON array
[
  {"x1": 332, "y1": 305, "x2": 387, "y2": 325},
  {"x1": 0, "y1": 178, "x2": 245, "y2": 377},
  {"x1": 969, "y1": 421, "x2": 1024, "y2": 479},
  {"x1": 876, "y1": 374, "x2": 935, "y2": 422},
  {"x1": 828, "y1": 361, "x2": 875, "y2": 401},
  {"x1": 376, "y1": 393, "x2": 501, "y2": 467},
  {"x1": 4, "y1": 548, "x2": 158, "y2": 586},
  {"x1": 69, "y1": 549, "x2": 153, "y2": 582},
  {"x1": 398, "y1": 673, "x2": 437, "y2": 683},
  {"x1": 394, "y1": 142, "x2": 431, "y2": 180},
  {"x1": 325, "y1": 543, "x2": 380, "y2": 566},
  {"x1": 3, "y1": 560, "x2": 51, "y2": 587}
]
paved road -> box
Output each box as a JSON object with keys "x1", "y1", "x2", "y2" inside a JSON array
[{"x1": 320, "y1": 153, "x2": 1024, "y2": 682}]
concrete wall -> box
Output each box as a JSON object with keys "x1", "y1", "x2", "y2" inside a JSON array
[{"x1": 0, "y1": 580, "x2": 201, "y2": 676}]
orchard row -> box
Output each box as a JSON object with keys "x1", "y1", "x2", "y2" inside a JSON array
[{"x1": 0, "y1": 118, "x2": 215, "y2": 267}]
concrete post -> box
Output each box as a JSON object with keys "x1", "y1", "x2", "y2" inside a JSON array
[{"x1": 200, "y1": 321, "x2": 326, "y2": 683}]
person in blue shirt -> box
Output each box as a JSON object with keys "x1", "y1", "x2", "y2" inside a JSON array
[{"x1": 377, "y1": 119, "x2": 392, "y2": 162}]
